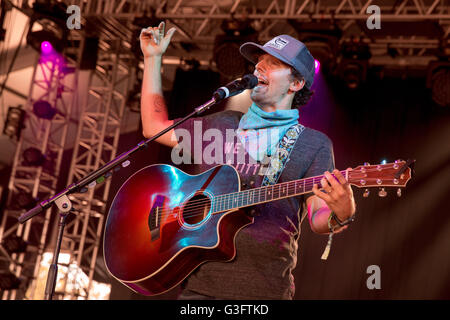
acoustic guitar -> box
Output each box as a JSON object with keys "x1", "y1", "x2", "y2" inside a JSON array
[{"x1": 103, "y1": 160, "x2": 413, "y2": 295}]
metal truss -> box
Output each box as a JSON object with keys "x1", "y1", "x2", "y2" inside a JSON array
[
  {"x1": 2, "y1": 2, "x2": 132, "y2": 299},
  {"x1": 7, "y1": 0, "x2": 448, "y2": 69},
  {"x1": 59, "y1": 0, "x2": 449, "y2": 68},
  {"x1": 55, "y1": 39, "x2": 133, "y2": 299},
  {"x1": 74, "y1": 0, "x2": 450, "y2": 21},
  {"x1": 0, "y1": 51, "x2": 78, "y2": 300}
]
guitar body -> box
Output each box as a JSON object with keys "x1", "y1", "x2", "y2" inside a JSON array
[
  {"x1": 103, "y1": 159, "x2": 413, "y2": 296},
  {"x1": 103, "y1": 164, "x2": 254, "y2": 296}
]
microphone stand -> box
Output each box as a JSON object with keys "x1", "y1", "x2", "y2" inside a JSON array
[{"x1": 18, "y1": 96, "x2": 218, "y2": 300}]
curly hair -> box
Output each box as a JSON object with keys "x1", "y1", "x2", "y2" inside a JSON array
[{"x1": 290, "y1": 68, "x2": 314, "y2": 110}]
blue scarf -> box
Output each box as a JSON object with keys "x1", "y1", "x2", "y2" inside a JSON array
[{"x1": 236, "y1": 103, "x2": 299, "y2": 161}]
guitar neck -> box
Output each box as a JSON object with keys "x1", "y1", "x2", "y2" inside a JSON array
[{"x1": 211, "y1": 170, "x2": 347, "y2": 213}]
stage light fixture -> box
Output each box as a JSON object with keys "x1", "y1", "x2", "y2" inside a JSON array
[
  {"x1": 315, "y1": 60, "x2": 320, "y2": 74},
  {"x1": 338, "y1": 40, "x2": 371, "y2": 90},
  {"x1": 303, "y1": 41, "x2": 336, "y2": 76},
  {"x1": 0, "y1": 271, "x2": 21, "y2": 291},
  {"x1": 290, "y1": 21, "x2": 341, "y2": 76},
  {"x1": 1, "y1": 235, "x2": 28, "y2": 254},
  {"x1": 427, "y1": 60, "x2": 450, "y2": 107},
  {"x1": 2, "y1": 106, "x2": 25, "y2": 140},
  {"x1": 40, "y1": 40, "x2": 53, "y2": 54},
  {"x1": 430, "y1": 69, "x2": 450, "y2": 107},
  {"x1": 26, "y1": 1, "x2": 68, "y2": 54},
  {"x1": 6, "y1": 190, "x2": 37, "y2": 211},
  {"x1": 22, "y1": 147, "x2": 46, "y2": 167},
  {"x1": 213, "y1": 19, "x2": 257, "y2": 79},
  {"x1": 341, "y1": 40, "x2": 371, "y2": 61},
  {"x1": 339, "y1": 60, "x2": 368, "y2": 90},
  {"x1": 27, "y1": 24, "x2": 66, "y2": 54},
  {"x1": 32, "y1": 100, "x2": 57, "y2": 120}
]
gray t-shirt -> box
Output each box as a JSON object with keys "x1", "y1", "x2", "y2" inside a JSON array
[{"x1": 173, "y1": 110, "x2": 335, "y2": 299}]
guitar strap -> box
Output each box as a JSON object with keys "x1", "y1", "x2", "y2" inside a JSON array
[{"x1": 261, "y1": 123, "x2": 305, "y2": 186}]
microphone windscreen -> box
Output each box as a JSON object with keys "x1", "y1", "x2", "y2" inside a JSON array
[{"x1": 241, "y1": 74, "x2": 258, "y2": 89}]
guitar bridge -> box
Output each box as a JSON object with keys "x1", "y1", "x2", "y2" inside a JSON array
[{"x1": 148, "y1": 195, "x2": 165, "y2": 241}]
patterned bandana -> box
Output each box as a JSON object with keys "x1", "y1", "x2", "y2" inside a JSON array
[{"x1": 236, "y1": 103, "x2": 299, "y2": 161}]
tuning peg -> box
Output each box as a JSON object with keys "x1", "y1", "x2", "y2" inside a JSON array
[
  {"x1": 378, "y1": 188, "x2": 387, "y2": 197},
  {"x1": 397, "y1": 188, "x2": 402, "y2": 197},
  {"x1": 363, "y1": 189, "x2": 370, "y2": 198}
]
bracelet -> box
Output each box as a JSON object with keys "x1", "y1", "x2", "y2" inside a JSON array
[
  {"x1": 331, "y1": 212, "x2": 355, "y2": 227},
  {"x1": 322, "y1": 214, "x2": 336, "y2": 260},
  {"x1": 327, "y1": 212, "x2": 338, "y2": 232},
  {"x1": 322, "y1": 212, "x2": 355, "y2": 261}
]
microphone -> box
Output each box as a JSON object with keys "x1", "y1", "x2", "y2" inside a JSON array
[{"x1": 213, "y1": 74, "x2": 258, "y2": 102}]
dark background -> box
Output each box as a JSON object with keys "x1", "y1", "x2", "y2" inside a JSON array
[{"x1": 105, "y1": 69, "x2": 450, "y2": 300}]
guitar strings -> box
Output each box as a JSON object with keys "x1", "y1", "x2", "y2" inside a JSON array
[
  {"x1": 159, "y1": 178, "x2": 396, "y2": 221},
  {"x1": 155, "y1": 167, "x2": 402, "y2": 220},
  {"x1": 164, "y1": 166, "x2": 397, "y2": 213},
  {"x1": 150, "y1": 167, "x2": 402, "y2": 220},
  {"x1": 155, "y1": 179, "x2": 398, "y2": 224},
  {"x1": 157, "y1": 177, "x2": 400, "y2": 222},
  {"x1": 157, "y1": 170, "x2": 349, "y2": 218}
]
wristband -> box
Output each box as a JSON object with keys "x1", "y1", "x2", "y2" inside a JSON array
[
  {"x1": 331, "y1": 212, "x2": 355, "y2": 227},
  {"x1": 321, "y1": 212, "x2": 354, "y2": 261},
  {"x1": 322, "y1": 213, "x2": 336, "y2": 261}
]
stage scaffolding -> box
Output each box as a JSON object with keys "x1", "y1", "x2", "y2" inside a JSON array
[
  {"x1": 0, "y1": 45, "x2": 78, "y2": 300},
  {"x1": 0, "y1": 6, "x2": 133, "y2": 298},
  {"x1": 68, "y1": 0, "x2": 449, "y2": 66},
  {"x1": 57, "y1": 39, "x2": 132, "y2": 300}
]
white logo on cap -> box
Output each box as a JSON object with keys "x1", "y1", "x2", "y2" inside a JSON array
[{"x1": 265, "y1": 37, "x2": 289, "y2": 50}]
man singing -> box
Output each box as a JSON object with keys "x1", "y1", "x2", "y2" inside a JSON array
[{"x1": 139, "y1": 22, "x2": 356, "y2": 300}]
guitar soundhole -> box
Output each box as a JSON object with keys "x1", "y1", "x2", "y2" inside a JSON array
[{"x1": 182, "y1": 194, "x2": 211, "y2": 226}]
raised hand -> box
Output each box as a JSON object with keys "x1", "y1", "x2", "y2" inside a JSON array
[{"x1": 140, "y1": 21, "x2": 176, "y2": 58}]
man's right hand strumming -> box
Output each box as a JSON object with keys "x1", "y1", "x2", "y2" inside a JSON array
[{"x1": 140, "y1": 22, "x2": 177, "y2": 147}]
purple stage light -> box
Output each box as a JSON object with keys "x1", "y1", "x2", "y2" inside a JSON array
[
  {"x1": 314, "y1": 60, "x2": 320, "y2": 74},
  {"x1": 41, "y1": 41, "x2": 53, "y2": 54}
]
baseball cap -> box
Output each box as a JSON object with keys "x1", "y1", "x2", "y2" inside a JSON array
[{"x1": 239, "y1": 35, "x2": 315, "y2": 89}]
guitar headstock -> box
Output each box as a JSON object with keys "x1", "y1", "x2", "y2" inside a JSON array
[{"x1": 348, "y1": 159, "x2": 414, "y2": 192}]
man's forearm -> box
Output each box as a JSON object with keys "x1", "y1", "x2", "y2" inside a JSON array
[
  {"x1": 141, "y1": 56, "x2": 169, "y2": 137},
  {"x1": 308, "y1": 197, "x2": 346, "y2": 234},
  {"x1": 309, "y1": 203, "x2": 331, "y2": 234}
]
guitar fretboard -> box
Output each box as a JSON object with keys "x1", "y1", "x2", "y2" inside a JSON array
[{"x1": 211, "y1": 171, "x2": 346, "y2": 213}]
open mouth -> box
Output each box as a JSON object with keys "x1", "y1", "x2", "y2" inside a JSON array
[{"x1": 257, "y1": 78, "x2": 269, "y2": 86}]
